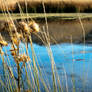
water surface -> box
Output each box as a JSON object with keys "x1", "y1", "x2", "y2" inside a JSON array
[{"x1": 0, "y1": 43, "x2": 92, "y2": 92}]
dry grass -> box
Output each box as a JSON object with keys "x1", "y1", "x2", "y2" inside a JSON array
[
  {"x1": 0, "y1": 1, "x2": 91, "y2": 91},
  {"x1": 1, "y1": 0, "x2": 92, "y2": 12},
  {"x1": 0, "y1": 0, "x2": 92, "y2": 4}
]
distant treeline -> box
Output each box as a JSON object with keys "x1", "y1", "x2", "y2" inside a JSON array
[{"x1": 1, "y1": 1, "x2": 92, "y2": 13}]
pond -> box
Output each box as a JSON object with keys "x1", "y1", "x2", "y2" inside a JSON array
[{"x1": 0, "y1": 43, "x2": 92, "y2": 92}]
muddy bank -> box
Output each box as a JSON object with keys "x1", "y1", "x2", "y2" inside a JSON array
[
  {"x1": 32, "y1": 19, "x2": 92, "y2": 45},
  {"x1": 0, "y1": 19, "x2": 92, "y2": 45}
]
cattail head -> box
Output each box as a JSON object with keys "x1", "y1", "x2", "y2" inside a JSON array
[
  {"x1": 19, "y1": 21, "x2": 30, "y2": 33},
  {"x1": 0, "y1": 40, "x2": 8, "y2": 46},
  {"x1": 0, "y1": 49, "x2": 4, "y2": 55},
  {"x1": 10, "y1": 48, "x2": 17, "y2": 56},
  {"x1": 12, "y1": 37, "x2": 20, "y2": 46},
  {"x1": 0, "y1": 34, "x2": 8, "y2": 46},
  {"x1": 15, "y1": 54, "x2": 30, "y2": 63},
  {"x1": 28, "y1": 21, "x2": 40, "y2": 33}
]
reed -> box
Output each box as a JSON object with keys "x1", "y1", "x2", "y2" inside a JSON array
[{"x1": 0, "y1": 0, "x2": 88, "y2": 92}]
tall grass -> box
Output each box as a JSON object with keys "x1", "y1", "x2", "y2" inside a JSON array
[
  {"x1": 1, "y1": 0, "x2": 92, "y2": 13},
  {"x1": 0, "y1": 0, "x2": 88, "y2": 92}
]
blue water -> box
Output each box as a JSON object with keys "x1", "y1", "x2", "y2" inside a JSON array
[{"x1": 1, "y1": 43, "x2": 92, "y2": 92}]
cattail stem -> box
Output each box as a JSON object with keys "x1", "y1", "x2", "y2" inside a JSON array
[
  {"x1": 17, "y1": 44, "x2": 21, "y2": 92},
  {"x1": 17, "y1": 62, "x2": 21, "y2": 92}
]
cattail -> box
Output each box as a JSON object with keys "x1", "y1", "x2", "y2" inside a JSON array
[
  {"x1": 28, "y1": 21, "x2": 40, "y2": 33},
  {"x1": 0, "y1": 48, "x2": 4, "y2": 55},
  {"x1": 17, "y1": 33, "x2": 23, "y2": 39},
  {"x1": 10, "y1": 45, "x2": 17, "y2": 56},
  {"x1": 8, "y1": 21, "x2": 14, "y2": 28},
  {"x1": 0, "y1": 40, "x2": 8, "y2": 46},
  {"x1": 10, "y1": 48, "x2": 17, "y2": 56},
  {"x1": 12, "y1": 36, "x2": 20, "y2": 46},
  {"x1": 0, "y1": 34, "x2": 8, "y2": 46},
  {"x1": 17, "y1": 54, "x2": 30, "y2": 63},
  {"x1": 19, "y1": 21, "x2": 30, "y2": 34}
]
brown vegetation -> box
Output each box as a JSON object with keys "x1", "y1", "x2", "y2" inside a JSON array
[
  {"x1": 0, "y1": 0, "x2": 92, "y2": 13},
  {"x1": 0, "y1": 18, "x2": 92, "y2": 45}
]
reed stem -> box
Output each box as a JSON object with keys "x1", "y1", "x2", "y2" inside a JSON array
[{"x1": 17, "y1": 62, "x2": 21, "y2": 92}]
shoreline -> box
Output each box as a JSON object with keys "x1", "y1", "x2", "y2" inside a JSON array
[{"x1": 0, "y1": 16, "x2": 92, "y2": 45}]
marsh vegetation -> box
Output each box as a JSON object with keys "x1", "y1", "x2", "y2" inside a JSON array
[
  {"x1": 0, "y1": 0, "x2": 92, "y2": 92},
  {"x1": 1, "y1": 0, "x2": 92, "y2": 13}
]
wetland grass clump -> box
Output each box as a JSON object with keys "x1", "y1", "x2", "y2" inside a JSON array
[
  {"x1": 12, "y1": 2, "x2": 78, "y2": 13},
  {"x1": 0, "y1": 15, "x2": 63, "y2": 92},
  {"x1": 1, "y1": 1, "x2": 92, "y2": 13},
  {"x1": 0, "y1": 19, "x2": 42, "y2": 92},
  {"x1": 0, "y1": 15, "x2": 61, "y2": 92}
]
